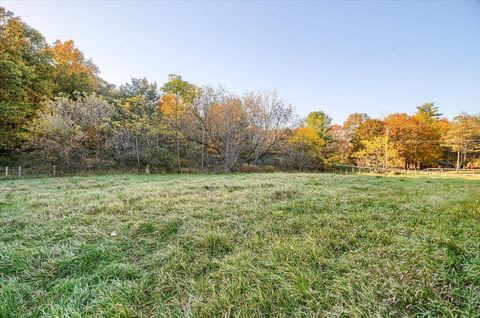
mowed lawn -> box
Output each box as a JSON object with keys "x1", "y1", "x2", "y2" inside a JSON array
[{"x1": 0, "y1": 173, "x2": 479, "y2": 317}]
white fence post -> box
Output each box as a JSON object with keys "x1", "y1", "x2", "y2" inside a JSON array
[
  {"x1": 18, "y1": 166, "x2": 22, "y2": 178},
  {"x1": 5, "y1": 166, "x2": 8, "y2": 177}
]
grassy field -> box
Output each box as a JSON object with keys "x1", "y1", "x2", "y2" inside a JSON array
[{"x1": 0, "y1": 173, "x2": 479, "y2": 317}]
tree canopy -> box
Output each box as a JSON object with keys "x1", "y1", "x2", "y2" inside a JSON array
[{"x1": 1, "y1": 6, "x2": 479, "y2": 172}]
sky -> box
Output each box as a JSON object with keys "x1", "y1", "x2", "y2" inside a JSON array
[{"x1": 2, "y1": 0, "x2": 480, "y2": 123}]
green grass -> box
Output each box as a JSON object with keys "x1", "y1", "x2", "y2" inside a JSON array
[{"x1": 0, "y1": 173, "x2": 479, "y2": 317}]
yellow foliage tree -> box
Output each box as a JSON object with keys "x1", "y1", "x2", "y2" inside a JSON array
[
  {"x1": 353, "y1": 136, "x2": 401, "y2": 169},
  {"x1": 161, "y1": 93, "x2": 188, "y2": 172},
  {"x1": 288, "y1": 127, "x2": 325, "y2": 170},
  {"x1": 50, "y1": 40, "x2": 99, "y2": 95}
]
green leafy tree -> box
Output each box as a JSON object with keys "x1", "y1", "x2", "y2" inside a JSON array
[
  {"x1": 0, "y1": 7, "x2": 54, "y2": 149},
  {"x1": 113, "y1": 78, "x2": 164, "y2": 168},
  {"x1": 161, "y1": 74, "x2": 199, "y2": 105},
  {"x1": 286, "y1": 111, "x2": 334, "y2": 168},
  {"x1": 161, "y1": 75, "x2": 200, "y2": 171},
  {"x1": 305, "y1": 111, "x2": 332, "y2": 141},
  {"x1": 416, "y1": 102, "x2": 442, "y2": 120}
]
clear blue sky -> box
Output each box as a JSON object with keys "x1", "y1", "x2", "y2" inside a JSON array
[{"x1": 3, "y1": 0, "x2": 480, "y2": 123}]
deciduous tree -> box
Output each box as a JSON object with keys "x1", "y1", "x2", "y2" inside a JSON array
[
  {"x1": 444, "y1": 114, "x2": 480, "y2": 169},
  {"x1": 0, "y1": 7, "x2": 53, "y2": 149},
  {"x1": 353, "y1": 136, "x2": 400, "y2": 169},
  {"x1": 50, "y1": 40, "x2": 99, "y2": 96},
  {"x1": 384, "y1": 113, "x2": 442, "y2": 169},
  {"x1": 30, "y1": 93, "x2": 114, "y2": 170}
]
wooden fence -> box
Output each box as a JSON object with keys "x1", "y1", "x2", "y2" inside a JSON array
[
  {"x1": 0, "y1": 165, "x2": 159, "y2": 180},
  {"x1": 1, "y1": 164, "x2": 478, "y2": 180},
  {"x1": 332, "y1": 164, "x2": 479, "y2": 176}
]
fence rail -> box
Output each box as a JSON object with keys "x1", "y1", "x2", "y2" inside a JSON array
[
  {"x1": 0, "y1": 165, "x2": 162, "y2": 180},
  {"x1": 1, "y1": 164, "x2": 479, "y2": 180},
  {"x1": 332, "y1": 164, "x2": 479, "y2": 176}
]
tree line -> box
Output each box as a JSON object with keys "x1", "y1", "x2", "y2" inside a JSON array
[{"x1": 1, "y1": 7, "x2": 479, "y2": 173}]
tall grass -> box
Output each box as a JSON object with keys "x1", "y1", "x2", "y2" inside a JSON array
[{"x1": 0, "y1": 173, "x2": 479, "y2": 317}]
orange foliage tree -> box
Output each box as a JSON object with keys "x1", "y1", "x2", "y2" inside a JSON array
[
  {"x1": 384, "y1": 113, "x2": 442, "y2": 169},
  {"x1": 50, "y1": 40, "x2": 99, "y2": 95}
]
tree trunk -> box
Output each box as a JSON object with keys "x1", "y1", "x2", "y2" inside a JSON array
[
  {"x1": 176, "y1": 133, "x2": 181, "y2": 173},
  {"x1": 135, "y1": 135, "x2": 140, "y2": 168},
  {"x1": 456, "y1": 149, "x2": 460, "y2": 171},
  {"x1": 224, "y1": 142, "x2": 229, "y2": 173},
  {"x1": 201, "y1": 127, "x2": 205, "y2": 170}
]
